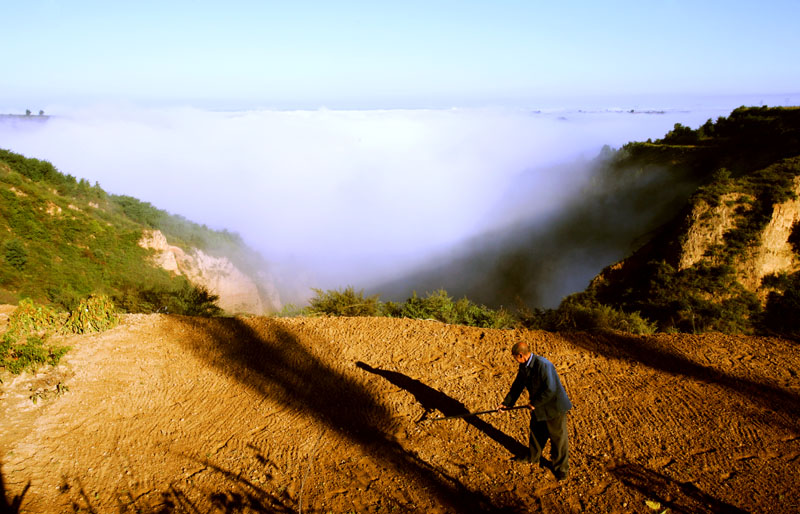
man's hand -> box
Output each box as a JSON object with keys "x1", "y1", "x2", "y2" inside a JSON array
[
  {"x1": 496, "y1": 403, "x2": 507, "y2": 411},
  {"x1": 526, "y1": 403, "x2": 535, "y2": 410}
]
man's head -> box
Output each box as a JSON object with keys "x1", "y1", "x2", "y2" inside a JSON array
[{"x1": 511, "y1": 341, "x2": 531, "y2": 364}]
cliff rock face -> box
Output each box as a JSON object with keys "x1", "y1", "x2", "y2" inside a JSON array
[
  {"x1": 139, "y1": 230, "x2": 278, "y2": 314},
  {"x1": 677, "y1": 176, "x2": 800, "y2": 297},
  {"x1": 742, "y1": 177, "x2": 800, "y2": 291},
  {"x1": 678, "y1": 192, "x2": 748, "y2": 271}
]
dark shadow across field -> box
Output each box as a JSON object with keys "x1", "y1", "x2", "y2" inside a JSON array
[
  {"x1": 564, "y1": 332, "x2": 800, "y2": 432},
  {"x1": 610, "y1": 462, "x2": 748, "y2": 514},
  {"x1": 173, "y1": 316, "x2": 525, "y2": 513},
  {"x1": 355, "y1": 361, "x2": 527, "y2": 457}
]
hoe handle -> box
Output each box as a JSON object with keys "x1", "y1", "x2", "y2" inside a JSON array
[{"x1": 428, "y1": 404, "x2": 529, "y2": 422}]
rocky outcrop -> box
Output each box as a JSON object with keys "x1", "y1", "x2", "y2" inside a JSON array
[
  {"x1": 675, "y1": 176, "x2": 800, "y2": 295},
  {"x1": 139, "y1": 230, "x2": 279, "y2": 314},
  {"x1": 739, "y1": 176, "x2": 800, "y2": 291},
  {"x1": 678, "y1": 192, "x2": 749, "y2": 270}
]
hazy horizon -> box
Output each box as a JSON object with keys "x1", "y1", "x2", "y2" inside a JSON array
[{"x1": 2, "y1": 1, "x2": 799, "y2": 307}]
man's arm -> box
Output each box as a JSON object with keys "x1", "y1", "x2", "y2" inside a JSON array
[{"x1": 498, "y1": 366, "x2": 526, "y2": 409}]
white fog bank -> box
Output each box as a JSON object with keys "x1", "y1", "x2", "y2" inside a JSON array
[{"x1": 0, "y1": 101, "x2": 786, "y2": 303}]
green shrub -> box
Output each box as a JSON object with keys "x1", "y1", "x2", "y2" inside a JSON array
[
  {"x1": 6, "y1": 298, "x2": 61, "y2": 336},
  {"x1": 538, "y1": 293, "x2": 656, "y2": 334},
  {"x1": 401, "y1": 290, "x2": 458, "y2": 323},
  {"x1": 1, "y1": 299, "x2": 70, "y2": 374},
  {"x1": 760, "y1": 271, "x2": 800, "y2": 339},
  {"x1": 179, "y1": 285, "x2": 223, "y2": 317},
  {"x1": 4, "y1": 239, "x2": 28, "y2": 270},
  {"x1": 302, "y1": 287, "x2": 516, "y2": 328},
  {"x1": 62, "y1": 294, "x2": 119, "y2": 334},
  {"x1": 307, "y1": 286, "x2": 381, "y2": 317},
  {"x1": 1, "y1": 335, "x2": 70, "y2": 374}
]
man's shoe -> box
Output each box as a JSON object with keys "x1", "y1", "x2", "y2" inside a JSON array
[{"x1": 554, "y1": 471, "x2": 568, "y2": 481}]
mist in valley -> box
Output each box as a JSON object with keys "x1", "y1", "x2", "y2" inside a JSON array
[{"x1": 0, "y1": 99, "x2": 792, "y2": 309}]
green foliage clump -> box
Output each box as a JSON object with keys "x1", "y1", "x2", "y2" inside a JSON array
[
  {"x1": 114, "y1": 280, "x2": 222, "y2": 317},
  {"x1": 62, "y1": 294, "x2": 119, "y2": 334},
  {"x1": 0, "y1": 335, "x2": 70, "y2": 375},
  {"x1": 6, "y1": 298, "x2": 61, "y2": 335},
  {"x1": 1, "y1": 298, "x2": 69, "y2": 374},
  {"x1": 595, "y1": 258, "x2": 762, "y2": 334},
  {"x1": 519, "y1": 293, "x2": 656, "y2": 334},
  {"x1": 398, "y1": 290, "x2": 515, "y2": 328},
  {"x1": 307, "y1": 286, "x2": 382, "y2": 317},
  {"x1": 400, "y1": 290, "x2": 458, "y2": 322},
  {"x1": 305, "y1": 287, "x2": 515, "y2": 329},
  {"x1": 3, "y1": 239, "x2": 28, "y2": 270},
  {"x1": 760, "y1": 271, "x2": 800, "y2": 339}
]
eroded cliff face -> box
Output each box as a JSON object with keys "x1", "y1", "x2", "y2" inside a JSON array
[
  {"x1": 677, "y1": 176, "x2": 800, "y2": 298},
  {"x1": 678, "y1": 192, "x2": 750, "y2": 271},
  {"x1": 139, "y1": 230, "x2": 280, "y2": 314}
]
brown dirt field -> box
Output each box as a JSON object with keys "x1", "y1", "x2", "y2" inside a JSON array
[{"x1": 1, "y1": 312, "x2": 799, "y2": 513}]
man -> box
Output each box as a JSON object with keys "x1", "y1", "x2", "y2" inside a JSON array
[{"x1": 497, "y1": 341, "x2": 572, "y2": 481}]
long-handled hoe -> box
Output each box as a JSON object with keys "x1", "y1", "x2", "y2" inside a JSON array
[{"x1": 424, "y1": 405, "x2": 529, "y2": 422}]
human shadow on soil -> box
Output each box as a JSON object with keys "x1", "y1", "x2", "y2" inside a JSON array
[
  {"x1": 355, "y1": 361, "x2": 527, "y2": 456},
  {"x1": 610, "y1": 462, "x2": 748, "y2": 513},
  {"x1": 175, "y1": 316, "x2": 525, "y2": 513},
  {"x1": 565, "y1": 332, "x2": 800, "y2": 430},
  {"x1": 0, "y1": 462, "x2": 29, "y2": 514}
]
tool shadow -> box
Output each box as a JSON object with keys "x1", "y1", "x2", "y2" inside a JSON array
[{"x1": 356, "y1": 361, "x2": 527, "y2": 457}]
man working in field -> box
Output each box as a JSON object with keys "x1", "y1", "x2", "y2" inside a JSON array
[{"x1": 497, "y1": 341, "x2": 572, "y2": 481}]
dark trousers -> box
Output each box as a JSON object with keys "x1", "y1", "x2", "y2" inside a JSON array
[{"x1": 529, "y1": 413, "x2": 569, "y2": 476}]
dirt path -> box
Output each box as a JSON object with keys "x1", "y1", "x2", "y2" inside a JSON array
[{"x1": 1, "y1": 313, "x2": 798, "y2": 513}]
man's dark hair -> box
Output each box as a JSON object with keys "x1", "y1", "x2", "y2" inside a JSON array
[{"x1": 511, "y1": 341, "x2": 531, "y2": 356}]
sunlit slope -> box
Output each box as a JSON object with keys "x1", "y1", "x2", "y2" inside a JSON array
[
  {"x1": 2, "y1": 315, "x2": 797, "y2": 512},
  {"x1": 0, "y1": 148, "x2": 274, "y2": 314}
]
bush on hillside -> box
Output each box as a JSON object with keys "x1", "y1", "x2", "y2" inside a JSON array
[
  {"x1": 760, "y1": 271, "x2": 800, "y2": 340},
  {"x1": 1, "y1": 298, "x2": 69, "y2": 375},
  {"x1": 4, "y1": 239, "x2": 28, "y2": 270},
  {"x1": 62, "y1": 294, "x2": 119, "y2": 334},
  {"x1": 542, "y1": 293, "x2": 656, "y2": 334},
  {"x1": 398, "y1": 290, "x2": 515, "y2": 328},
  {"x1": 5, "y1": 298, "x2": 61, "y2": 337},
  {"x1": 307, "y1": 286, "x2": 382, "y2": 317},
  {"x1": 304, "y1": 287, "x2": 515, "y2": 329},
  {"x1": 0, "y1": 335, "x2": 70, "y2": 375},
  {"x1": 113, "y1": 281, "x2": 222, "y2": 317}
]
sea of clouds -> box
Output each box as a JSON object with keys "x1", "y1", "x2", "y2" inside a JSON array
[{"x1": 0, "y1": 99, "x2": 790, "y2": 305}]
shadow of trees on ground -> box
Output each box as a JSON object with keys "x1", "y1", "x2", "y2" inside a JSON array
[
  {"x1": 0, "y1": 462, "x2": 29, "y2": 514},
  {"x1": 58, "y1": 447, "x2": 299, "y2": 513},
  {"x1": 565, "y1": 332, "x2": 800, "y2": 431},
  {"x1": 355, "y1": 361, "x2": 527, "y2": 457},
  {"x1": 173, "y1": 316, "x2": 523, "y2": 513},
  {"x1": 610, "y1": 462, "x2": 748, "y2": 514}
]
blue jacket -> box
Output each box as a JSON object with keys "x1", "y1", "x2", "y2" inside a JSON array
[{"x1": 502, "y1": 354, "x2": 572, "y2": 421}]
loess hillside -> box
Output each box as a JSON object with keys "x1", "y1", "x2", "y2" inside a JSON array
[{"x1": 0, "y1": 148, "x2": 277, "y2": 315}]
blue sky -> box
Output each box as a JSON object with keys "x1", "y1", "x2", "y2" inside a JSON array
[{"x1": 3, "y1": 0, "x2": 799, "y2": 109}]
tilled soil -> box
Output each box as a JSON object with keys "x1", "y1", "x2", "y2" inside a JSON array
[{"x1": 1, "y1": 312, "x2": 798, "y2": 513}]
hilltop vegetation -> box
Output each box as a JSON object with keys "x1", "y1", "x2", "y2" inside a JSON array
[
  {"x1": 0, "y1": 148, "x2": 244, "y2": 314},
  {"x1": 583, "y1": 107, "x2": 800, "y2": 337}
]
